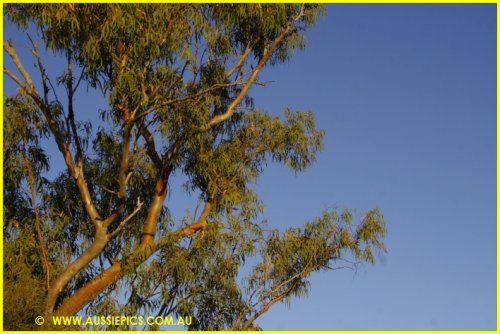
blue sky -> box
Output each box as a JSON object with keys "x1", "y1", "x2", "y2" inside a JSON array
[
  {"x1": 3, "y1": 4, "x2": 496, "y2": 330},
  {"x1": 249, "y1": 4, "x2": 497, "y2": 330}
]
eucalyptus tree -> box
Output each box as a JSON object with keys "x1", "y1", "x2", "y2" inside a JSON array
[{"x1": 3, "y1": 4, "x2": 386, "y2": 330}]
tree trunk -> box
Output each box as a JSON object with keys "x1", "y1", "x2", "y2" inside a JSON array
[{"x1": 53, "y1": 175, "x2": 169, "y2": 316}]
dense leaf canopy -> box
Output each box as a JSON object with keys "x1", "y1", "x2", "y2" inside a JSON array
[{"x1": 3, "y1": 4, "x2": 385, "y2": 330}]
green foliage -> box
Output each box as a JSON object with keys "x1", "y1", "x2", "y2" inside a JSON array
[
  {"x1": 240, "y1": 208, "x2": 385, "y2": 329},
  {"x1": 3, "y1": 225, "x2": 46, "y2": 330},
  {"x1": 3, "y1": 4, "x2": 385, "y2": 331}
]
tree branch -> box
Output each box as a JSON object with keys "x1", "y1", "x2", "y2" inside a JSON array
[
  {"x1": 5, "y1": 41, "x2": 104, "y2": 227},
  {"x1": 138, "y1": 121, "x2": 163, "y2": 171},
  {"x1": 101, "y1": 97, "x2": 135, "y2": 228},
  {"x1": 225, "y1": 43, "x2": 252, "y2": 80},
  {"x1": 242, "y1": 280, "x2": 300, "y2": 330},
  {"x1": 72, "y1": 64, "x2": 86, "y2": 95},
  {"x1": 201, "y1": 6, "x2": 306, "y2": 132},
  {"x1": 3, "y1": 67, "x2": 27, "y2": 92},
  {"x1": 234, "y1": 245, "x2": 338, "y2": 330},
  {"x1": 4, "y1": 41, "x2": 115, "y2": 316},
  {"x1": 4, "y1": 40, "x2": 35, "y2": 89},
  {"x1": 107, "y1": 198, "x2": 144, "y2": 240},
  {"x1": 44, "y1": 227, "x2": 108, "y2": 316},
  {"x1": 133, "y1": 81, "x2": 250, "y2": 122},
  {"x1": 66, "y1": 49, "x2": 84, "y2": 164},
  {"x1": 173, "y1": 199, "x2": 214, "y2": 238},
  {"x1": 27, "y1": 35, "x2": 49, "y2": 105},
  {"x1": 53, "y1": 193, "x2": 215, "y2": 316},
  {"x1": 22, "y1": 149, "x2": 51, "y2": 291}
]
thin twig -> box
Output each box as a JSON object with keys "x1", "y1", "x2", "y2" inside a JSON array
[
  {"x1": 23, "y1": 149, "x2": 51, "y2": 291},
  {"x1": 108, "y1": 198, "x2": 144, "y2": 240},
  {"x1": 201, "y1": 5, "x2": 306, "y2": 132}
]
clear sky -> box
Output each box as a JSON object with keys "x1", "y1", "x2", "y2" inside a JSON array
[
  {"x1": 249, "y1": 4, "x2": 497, "y2": 330},
  {"x1": 3, "y1": 4, "x2": 497, "y2": 330}
]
